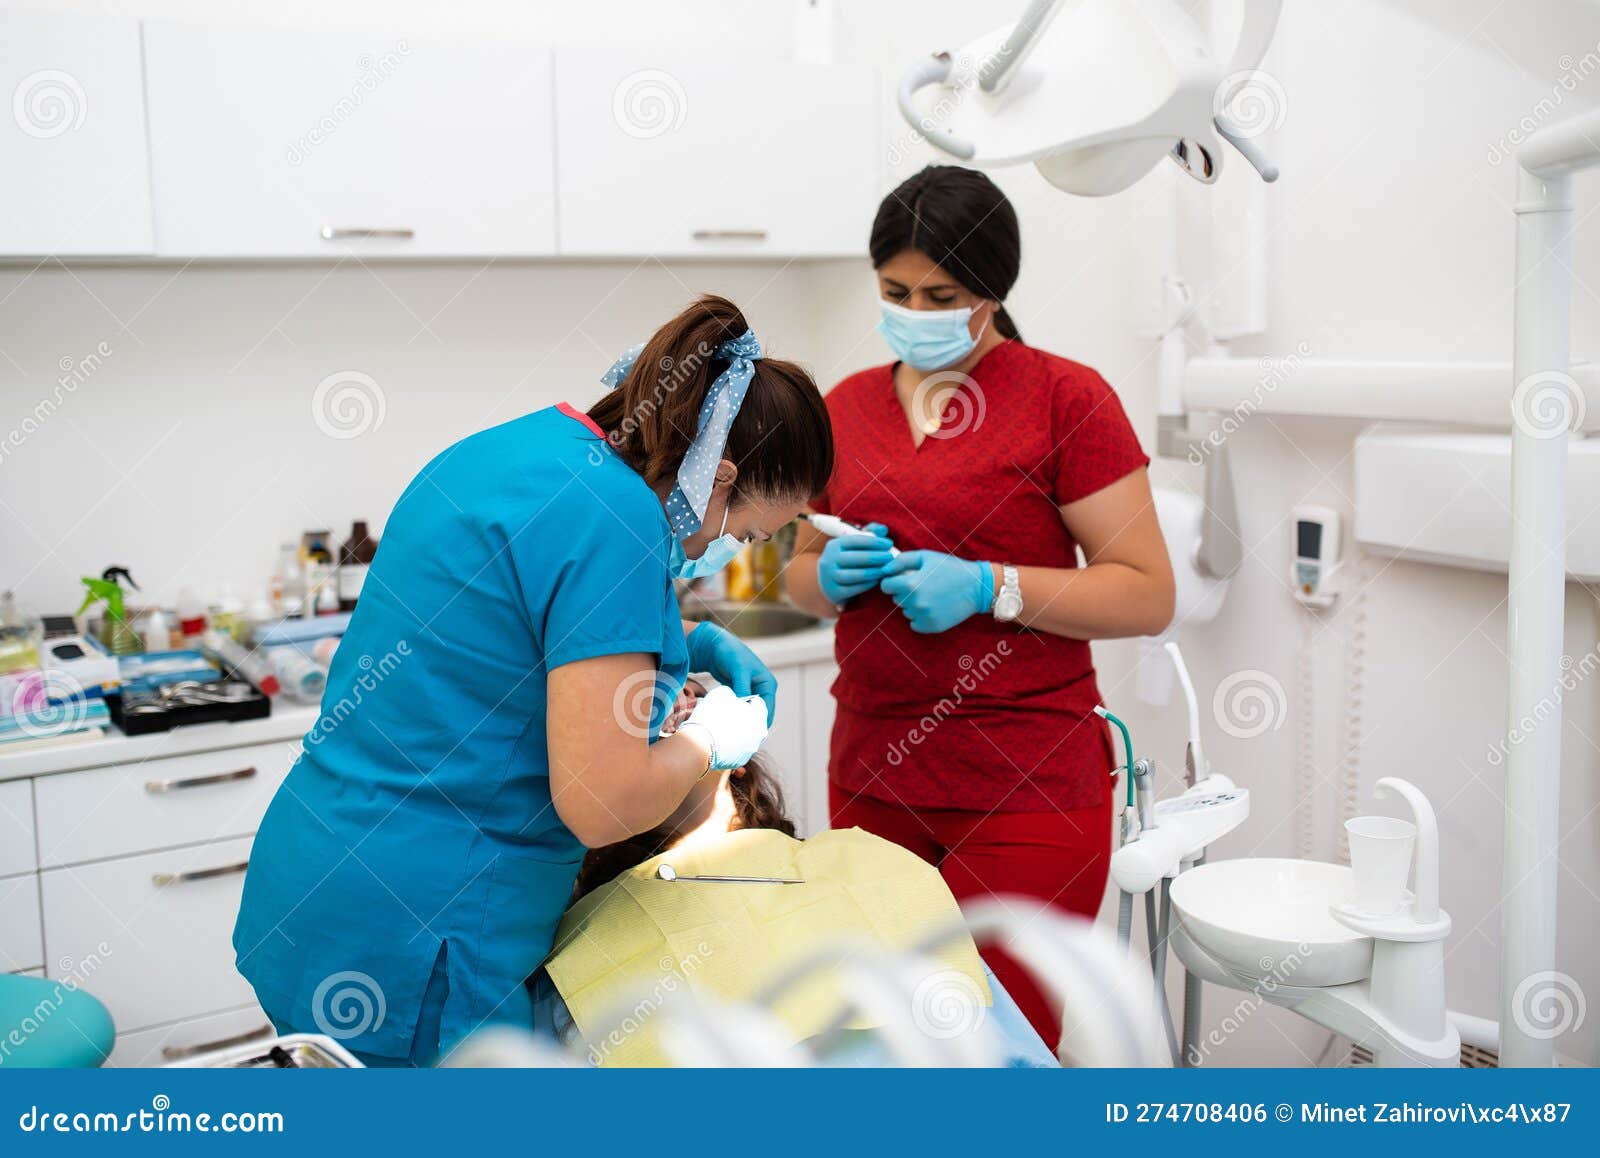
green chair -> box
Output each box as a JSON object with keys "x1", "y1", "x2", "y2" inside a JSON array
[{"x1": 0, "y1": 973, "x2": 115, "y2": 1068}]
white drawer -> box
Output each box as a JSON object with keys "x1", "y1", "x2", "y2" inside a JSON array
[
  {"x1": 42, "y1": 835, "x2": 255, "y2": 1033},
  {"x1": 109, "y1": 1005, "x2": 274, "y2": 1068},
  {"x1": 0, "y1": 873, "x2": 42, "y2": 972},
  {"x1": 0, "y1": 779, "x2": 34, "y2": 876},
  {"x1": 36, "y1": 741, "x2": 297, "y2": 868}
]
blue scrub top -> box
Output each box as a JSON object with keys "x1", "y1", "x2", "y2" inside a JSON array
[{"x1": 234, "y1": 404, "x2": 687, "y2": 1061}]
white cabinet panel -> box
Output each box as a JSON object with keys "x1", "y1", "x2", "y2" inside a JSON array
[
  {"x1": 760, "y1": 664, "x2": 808, "y2": 834},
  {"x1": 109, "y1": 1004, "x2": 273, "y2": 1068},
  {"x1": 556, "y1": 54, "x2": 879, "y2": 257},
  {"x1": 0, "y1": 10, "x2": 153, "y2": 255},
  {"x1": 0, "y1": 779, "x2": 34, "y2": 877},
  {"x1": 0, "y1": 874, "x2": 42, "y2": 972},
  {"x1": 145, "y1": 22, "x2": 556, "y2": 257},
  {"x1": 35, "y1": 740, "x2": 296, "y2": 868},
  {"x1": 42, "y1": 836, "x2": 255, "y2": 1033},
  {"x1": 800, "y1": 662, "x2": 838, "y2": 834}
]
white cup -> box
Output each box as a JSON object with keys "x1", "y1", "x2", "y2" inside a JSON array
[{"x1": 1345, "y1": 815, "x2": 1416, "y2": 917}]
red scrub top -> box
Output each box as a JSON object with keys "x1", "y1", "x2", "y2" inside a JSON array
[{"x1": 813, "y1": 339, "x2": 1149, "y2": 813}]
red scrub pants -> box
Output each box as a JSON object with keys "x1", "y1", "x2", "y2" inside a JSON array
[{"x1": 830, "y1": 784, "x2": 1115, "y2": 1050}]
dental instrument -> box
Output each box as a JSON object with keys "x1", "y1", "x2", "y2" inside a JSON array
[
  {"x1": 654, "y1": 863, "x2": 804, "y2": 884},
  {"x1": 1290, "y1": 505, "x2": 1342, "y2": 608},
  {"x1": 799, "y1": 512, "x2": 900, "y2": 556}
]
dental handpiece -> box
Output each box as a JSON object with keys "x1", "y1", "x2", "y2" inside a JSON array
[{"x1": 800, "y1": 513, "x2": 900, "y2": 556}]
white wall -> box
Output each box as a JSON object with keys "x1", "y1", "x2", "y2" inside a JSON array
[{"x1": 3, "y1": 0, "x2": 1599, "y2": 1065}]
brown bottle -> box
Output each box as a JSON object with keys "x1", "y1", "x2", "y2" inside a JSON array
[{"x1": 338, "y1": 520, "x2": 378, "y2": 612}]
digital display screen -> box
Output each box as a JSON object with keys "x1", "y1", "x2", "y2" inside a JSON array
[{"x1": 1297, "y1": 520, "x2": 1322, "y2": 558}]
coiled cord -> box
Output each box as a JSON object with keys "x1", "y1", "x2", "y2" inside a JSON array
[{"x1": 1335, "y1": 551, "x2": 1370, "y2": 865}]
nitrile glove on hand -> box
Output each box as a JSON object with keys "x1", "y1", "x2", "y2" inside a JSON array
[
  {"x1": 879, "y1": 549, "x2": 995, "y2": 633},
  {"x1": 543, "y1": 827, "x2": 991, "y2": 1067},
  {"x1": 816, "y1": 522, "x2": 896, "y2": 606}
]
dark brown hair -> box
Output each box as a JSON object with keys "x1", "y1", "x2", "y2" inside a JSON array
[
  {"x1": 571, "y1": 755, "x2": 796, "y2": 901},
  {"x1": 870, "y1": 165, "x2": 1022, "y2": 341},
  {"x1": 587, "y1": 295, "x2": 834, "y2": 506}
]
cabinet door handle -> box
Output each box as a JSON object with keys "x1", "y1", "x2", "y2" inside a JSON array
[
  {"x1": 691, "y1": 229, "x2": 768, "y2": 241},
  {"x1": 152, "y1": 860, "x2": 249, "y2": 887},
  {"x1": 145, "y1": 766, "x2": 257, "y2": 794},
  {"x1": 320, "y1": 226, "x2": 415, "y2": 241},
  {"x1": 161, "y1": 1023, "x2": 274, "y2": 1061}
]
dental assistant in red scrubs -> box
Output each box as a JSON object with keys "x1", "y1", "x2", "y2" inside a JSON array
[{"x1": 787, "y1": 166, "x2": 1176, "y2": 1046}]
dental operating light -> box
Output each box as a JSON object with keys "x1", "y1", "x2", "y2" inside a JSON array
[{"x1": 897, "y1": 0, "x2": 1282, "y2": 195}]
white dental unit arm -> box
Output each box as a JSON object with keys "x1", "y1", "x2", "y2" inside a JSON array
[
  {"x1": 896, "y1": 0, "x2": 1282, "y2": 196},
  {"x1": 1110, "y1": 643, "x2": 1249, "y2": 896}
]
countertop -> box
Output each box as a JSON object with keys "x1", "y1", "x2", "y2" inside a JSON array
[{"x1": 0, "y1": 623, "x2": 836, "y2": 783}]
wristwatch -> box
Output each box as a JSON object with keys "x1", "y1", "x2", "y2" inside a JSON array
[{"x1": 993, "y1": 563, "x2": 1022, "y2": 622}]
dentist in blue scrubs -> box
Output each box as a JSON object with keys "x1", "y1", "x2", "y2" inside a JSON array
[{"x1": 234, "y1": 296, "x2": 835, "y2": 1066}]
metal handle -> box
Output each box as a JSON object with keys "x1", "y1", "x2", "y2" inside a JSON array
[
  {"x1": 691, "y1": 229, "x2": 768, "y2": 242},
  {"x1": 320, "y1": 226, "x2": 415, "y2": 241},
  {"x1": 161, "y1": 1023, "x2": 274, "y2": 1061},
  {"x1": 897, "y1": 53, "x2": 975, "y2": 160},
  {"x1": 152, "y1": 860, "x2": 249, "y2": 887},
  {"x1": 145, "y1": 766, "x2": 257, "y2": 794}
]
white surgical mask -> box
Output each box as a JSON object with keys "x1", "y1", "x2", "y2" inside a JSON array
[{"x1": 668, "y1": 506, "x2": 741, "y2": 580}]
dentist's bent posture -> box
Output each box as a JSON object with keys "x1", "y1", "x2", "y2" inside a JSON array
[{"x1": 234, "y1": 296, "x2": 834, "y2": 1066}]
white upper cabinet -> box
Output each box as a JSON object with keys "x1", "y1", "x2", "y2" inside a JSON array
[
  {"x1": 0, "y1": 10, "x2": 154, "y2": 256},
  {"x1": 554, "y1": 53, "x2": 881, "y2": 258},
  {"x1": 143, "y1": 22, "x2": 557, "y2": 258}
]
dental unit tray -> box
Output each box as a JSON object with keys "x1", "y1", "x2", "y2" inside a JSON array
[{"x1": 111, "y1": 676, "x2": 271, "y2": 735}]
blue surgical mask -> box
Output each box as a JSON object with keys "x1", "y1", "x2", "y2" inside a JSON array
[
  {"x1": 878, "y1": 299, "x2": 989, "y2": 371},
  {"x1": 668, "y1": 507, "x2": 742, "y2": 580}
]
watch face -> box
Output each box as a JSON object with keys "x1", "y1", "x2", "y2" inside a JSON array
[{"x1": 995, "y1": 592, "x2": 1022, "y2": 619}]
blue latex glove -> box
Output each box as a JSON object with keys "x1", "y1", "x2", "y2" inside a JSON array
[
  {"x1": 817, "y1": 522, "x2": 897, "y2": 606},
  {"x1": 686, "y1": 620, "x2": 778, "y2": 725},
  {"x1": 879, "y1": 550, "x2": 995, "y2": 634}
]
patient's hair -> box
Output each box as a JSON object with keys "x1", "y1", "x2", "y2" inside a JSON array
[{"x1": 572, "y1": 755, "x2": 795, "y2": 901}]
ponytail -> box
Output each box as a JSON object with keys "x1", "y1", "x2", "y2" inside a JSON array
[{"x1": 588, "y1": 295, "x2": 834, "y2": 505}]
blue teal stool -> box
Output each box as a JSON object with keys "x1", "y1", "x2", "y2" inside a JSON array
[{"x1": 0, "y1": 974, "x2": 115, "y2": 1068}]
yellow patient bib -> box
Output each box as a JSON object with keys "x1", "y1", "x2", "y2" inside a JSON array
[{"x1": 543, "y1": 826, "x2": 991, "y2": 1066}]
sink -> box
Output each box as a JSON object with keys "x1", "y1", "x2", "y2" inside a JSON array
[
  {"x1": 679, "y1": 600, "x2": 824, "y2": 640},
  {"x1": 1169, "y1": 858, "x2": 1373, "y2": 988}
]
